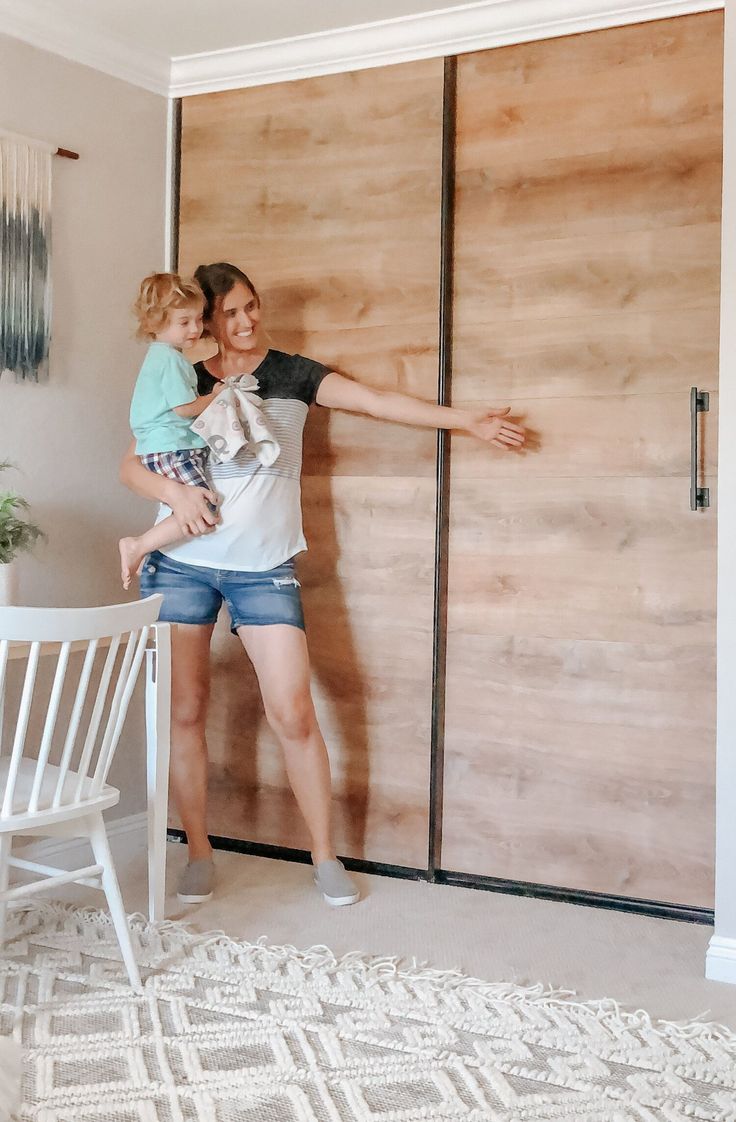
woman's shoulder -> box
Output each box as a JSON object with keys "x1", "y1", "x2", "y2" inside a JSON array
[
  {"x1": 261, "y1": 349, "x2": 331, "y2": 404},
  {"x1": 266, "y1": 348, "x2": 307, "y2": 368},
  {"x1": 266, "y1": 349, "x2": 330, "y2": 375}
]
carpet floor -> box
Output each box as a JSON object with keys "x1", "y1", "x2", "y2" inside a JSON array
[{"x1": 2, "y1": 902, "x2": 736, "y2": 1121}]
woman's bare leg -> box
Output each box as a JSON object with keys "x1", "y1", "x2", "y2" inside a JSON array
[
  {"x1": 169, "y1": 623, "x2": 215, "y2": 861},
  {"x1": 237, "y1": 624, "x2": 335, "y2": 864}
]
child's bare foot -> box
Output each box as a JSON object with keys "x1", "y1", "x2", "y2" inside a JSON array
[{"x1": 118, "y1": 537, "x2": 145, "y2": 591}]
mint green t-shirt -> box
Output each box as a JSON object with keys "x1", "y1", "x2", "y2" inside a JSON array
[{"x1": 129, "y1": 342, "x2": 207, "y2": 455}]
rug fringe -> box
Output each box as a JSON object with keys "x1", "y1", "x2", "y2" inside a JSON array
[{"x1": 7, "y1": 898, "x2": 736, "y2": 1050}]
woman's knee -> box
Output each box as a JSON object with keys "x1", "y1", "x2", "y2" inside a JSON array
[
  {"x1": 170, "y1": 624, "x2": 213, "y2": 733},
  {"x1": 172, "y1": 684, "x2": 209, "y2": 731},
  {"x1": 265, "y1": 694, "x2": 315, "y2": 743}
]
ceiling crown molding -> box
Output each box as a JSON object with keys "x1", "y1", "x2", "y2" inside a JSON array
[
  {"x1": 0, "y1": 0, "x2": 170, "y2": 95},
  {"x1": 170, "y1": 0, "x2": 723, "y2": 98},
  {"x1": 0, "y1": 0, "x2": 724, "y2": 98}
]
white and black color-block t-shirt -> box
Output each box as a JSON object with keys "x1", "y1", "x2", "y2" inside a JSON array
[{"x1": 156, "y1": 349, "x2": 330, "y2": 572}]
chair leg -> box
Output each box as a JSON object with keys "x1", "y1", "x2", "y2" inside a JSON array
[
  {"x1": 87, "y1": 815, "x2": 142, "y2": 991},
  {"x1": 0, "y1": 836, "x2": 11, "y2": 947}
]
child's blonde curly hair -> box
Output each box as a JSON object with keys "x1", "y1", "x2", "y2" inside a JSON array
[{"x1": 133, "y1": 273, "x2": 204, "y2": 340}]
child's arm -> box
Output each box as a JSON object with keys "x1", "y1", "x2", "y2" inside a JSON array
[{"x1": 172, "y1": 384, "x2": 224, "y2": 419}]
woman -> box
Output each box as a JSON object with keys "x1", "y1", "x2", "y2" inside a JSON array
[{"x1": 120, "y1": 262, "x2": 526, "y2": 907}]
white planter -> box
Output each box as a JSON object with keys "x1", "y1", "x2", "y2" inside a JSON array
[{"x1": 0, "y1": 562, "x2": 18, "y2": 606}]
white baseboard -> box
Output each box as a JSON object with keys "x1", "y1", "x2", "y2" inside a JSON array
[
  {"x1": 20, "y1": 813, "x2": 148, "y2": 867},
  {"x1": 705, "y1": 935, "x2": 736, "y2": 985}
]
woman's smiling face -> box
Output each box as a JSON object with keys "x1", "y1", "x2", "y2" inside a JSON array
[{"x1": 208, "y1": 281, "x2": 261, "y2": 353}]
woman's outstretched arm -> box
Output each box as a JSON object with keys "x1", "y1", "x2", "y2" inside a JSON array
[
  {"x1": 119, "y1": 439, "x2": 220, "y2": 536},
  {"x1": 315, "y1": 373, "x2": 525, "y2": 450}
]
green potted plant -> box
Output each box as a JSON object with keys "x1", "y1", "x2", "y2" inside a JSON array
[{"x1": 0, "y1": 462, "x2": 45, "y2": 605}]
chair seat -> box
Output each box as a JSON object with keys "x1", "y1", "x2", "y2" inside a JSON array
[{"x1": 0, "y1": 759, "x2": 116, "y2": 817}]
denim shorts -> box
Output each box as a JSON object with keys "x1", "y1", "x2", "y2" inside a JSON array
[{"x1": 139, "y1": 550, "x2": 305, "y2": 632}]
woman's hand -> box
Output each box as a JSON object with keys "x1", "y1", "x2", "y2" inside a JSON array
[
  {"x1": 166, "y1": 480, "x2": 220, "y2": 537},
  {"x1": 463, "y1": 407, "x2": 526, "y2": 449},
  {"x1": 120, "y1": 439, "x2": 221, "y2": 536}
]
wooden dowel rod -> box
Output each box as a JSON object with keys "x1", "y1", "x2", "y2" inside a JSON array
[{"x1": 55, "y1": 147, "x2": 79, "y2": 160}]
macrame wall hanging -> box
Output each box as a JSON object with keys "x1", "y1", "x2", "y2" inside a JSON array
[{"x1": 0, "y1": 132, "x2": 52, "y2": 382}]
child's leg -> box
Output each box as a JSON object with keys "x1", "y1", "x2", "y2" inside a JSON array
[
  {"x1": 120, "y1": 449, "x2": 213, "y2": 590},
  {"x1": 119, "y1": 515, "x2": 184, "y2": 591}
]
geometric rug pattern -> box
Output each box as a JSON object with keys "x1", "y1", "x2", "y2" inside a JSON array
[{"x1": 0, "y1": 903, "x2": 734, "y2": 1121}]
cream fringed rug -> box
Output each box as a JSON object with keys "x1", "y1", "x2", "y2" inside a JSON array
[{"x1": 0, "y1": 906, "x2": 735, "y2": 1121}]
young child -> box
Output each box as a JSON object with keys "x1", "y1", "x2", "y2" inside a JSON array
[{"x1": 118, "y1": 273, "x2": 223, "y2": 589}]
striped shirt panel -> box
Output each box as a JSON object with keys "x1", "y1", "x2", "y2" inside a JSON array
[{"x1": 208, "y1": 399, "x2": 308, "y2": 482}]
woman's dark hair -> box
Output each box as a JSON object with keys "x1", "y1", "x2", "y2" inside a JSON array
[{"x1": 193, "y1": 262, "x2": 260, "y2": 322}]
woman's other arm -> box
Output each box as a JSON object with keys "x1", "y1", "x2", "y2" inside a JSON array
[
  {"x1": 315, "y1": 373, "x2": 525, "y2": 450},
  {"x1": 119, "y1": 440, "x2": 220, "y2": 536}
]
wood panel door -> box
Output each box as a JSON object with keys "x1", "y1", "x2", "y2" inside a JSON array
[
  {"x1": 442, "y1": 13, "x2": 722, "y2": 906},
  {"x1": 178, "y1": 60, "x2": 444, "y2": 866}
]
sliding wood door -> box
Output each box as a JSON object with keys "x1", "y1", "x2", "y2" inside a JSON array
[
  {"x1": 442, "y1": 13, "x2": 722, "y2": 905},
  {"x1": 178, "y1": 60, "x2": 444, "y2": 865}
]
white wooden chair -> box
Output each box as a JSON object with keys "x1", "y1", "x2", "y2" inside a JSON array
[{"x1": 0, "y1": 594, "x2": 166, "y2": 990}]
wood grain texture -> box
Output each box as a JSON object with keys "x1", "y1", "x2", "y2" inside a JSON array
[
  {"x1": 442, "y1": 12, "x2": 722, "y2": 906},
  {"x1": 178, "y1": 60, "x2": 443, "y2": 863},
  {"x1": 452, "y1": 308, "x2": 720, "y2": 401},
  {"x1": 453, "y1": 225, "x2": 722, "y2": 324},
  {"x1": 446, "y1": 476, "x2": 717, "y2": 645},
  {"x1": 442, "y1": 633, "x2": 715, "y2": 902}
]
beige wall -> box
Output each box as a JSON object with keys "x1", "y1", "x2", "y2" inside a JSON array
[{"x1": 0, "y1": 34, "x2": 168, "y2": 816}]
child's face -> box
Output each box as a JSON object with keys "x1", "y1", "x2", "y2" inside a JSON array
[{"x1": 155, "y1": 303, "x2": 204, "y2": 350}]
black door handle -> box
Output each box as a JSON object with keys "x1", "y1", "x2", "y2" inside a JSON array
[{"x1": 690, "y1": 386, "x2": 710, "y2": 511}]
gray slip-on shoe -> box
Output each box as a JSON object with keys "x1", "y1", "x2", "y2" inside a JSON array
[
  {"x1": 177, "y1": 858, "x2": 215, "y2": 904},
  {"x1": 314, "y1": 859, "x2": 360, "y2": 906}
]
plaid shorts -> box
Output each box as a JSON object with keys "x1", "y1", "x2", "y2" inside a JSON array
[{"x1": 140, "y1": 448, "x2": 209, "y2": 488}]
